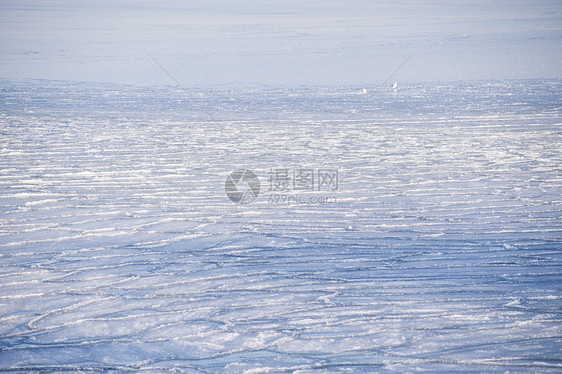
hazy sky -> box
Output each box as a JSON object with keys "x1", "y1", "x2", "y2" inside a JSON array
[{"x1": 1, "y1": 0, "x2": 561, "y2": 86}]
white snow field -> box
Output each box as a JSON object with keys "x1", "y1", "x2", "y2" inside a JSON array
[
  {"x1": 0, "y1": 78, "x2": 561, "y2": 372},
  {"x1": 2, "y1": 0, "x2": 561, "y2": 86}
]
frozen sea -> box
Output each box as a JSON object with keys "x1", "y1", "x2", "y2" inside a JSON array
[{"x1": 0, "y1": 78, "x2": 561, "y2": 372}]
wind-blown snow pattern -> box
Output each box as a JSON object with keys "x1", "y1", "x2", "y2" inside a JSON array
[{"x1": 0, "y1": 78, "x2": 561, "y2": 372}]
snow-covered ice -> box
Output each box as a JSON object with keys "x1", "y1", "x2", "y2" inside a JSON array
[
  {"x1": 2, "y1": 0, "x2": 561, "y2": 85},
  {"x1": 0, "y1": 78, "x2": 561, "y2": 372}
]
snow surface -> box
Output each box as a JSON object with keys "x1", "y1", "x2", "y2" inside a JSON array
[
  {"x1": 1, "y1": 0, "x2": 561, "y2": 85},
  {"x1": 0, "y1": 78, "x2": 561, "y2": 372}
]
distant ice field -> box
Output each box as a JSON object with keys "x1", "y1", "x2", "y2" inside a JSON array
[{"x1": 0, "y1": 79, "x2": 561, "y2": 372}]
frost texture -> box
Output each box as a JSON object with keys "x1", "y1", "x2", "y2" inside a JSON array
[{"x1": 0, "y1": 79, "x2": 561, "y2": 372}]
